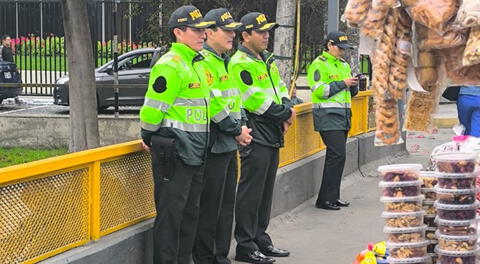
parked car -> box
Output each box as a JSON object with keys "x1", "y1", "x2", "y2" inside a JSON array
[
  {"x1": 0, "y1": 61, "x2": 22, "y2": 104},
  {"x1": 53, "y1": 47, "x2": 163, "y2": 110}
]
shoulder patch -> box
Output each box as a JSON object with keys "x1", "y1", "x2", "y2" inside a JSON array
[
  {"x1": 153, "y1": 76, "x2": 167, "y2": 93},
  {"x1": 240, "y1": 70, "x2": 253, "y2": 85},
  {"x1": 314, "y1": 70, "x2": 321, "y2": 82},
  {"x1": 205, "y1": 70, "x2": 214, "y2": 86}
]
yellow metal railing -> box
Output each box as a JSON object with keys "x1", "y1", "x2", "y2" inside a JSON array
[{"x1": 0, "y1": 91, "x2": 373, "y2": 263}]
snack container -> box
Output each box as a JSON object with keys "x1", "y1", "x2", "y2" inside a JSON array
[
  {"x1": 422, "y1": 200, "x2": 437, "y2": 215},
  {"x1": 386, "y1": 256, "x2": 432, "y2": 263},
  {"x1": 384, "y1": 225, "x2": 427, "y2": 243},
  {"x1": 436, "y1": 172, "x2": 476, "y2": 189},
  {"x1": 421, "y1": 188, "x2": 436, "y2": 201},
  {"x1": 426, "y1": 227, "x2": 437, "y2": 240},
  {"x1": 381, "y1": 196, "x2": 424, "y2": 213},
  {"x1": 433, "y1": 153, "x2": 477, "y2": 173},
  {"x1": 435, "y1": 246, "x2": 478, "y2": 264},
  {"x1": 435, "y1": 201, "x2": 479, "y2": 220},
  {"x1": 435, "y1": 217, "x2": 478, "y2": 236},
  {"x1": 419, "y1": 171, "x2": 437, "y2": 188},
  {"x1": 436, "y1": 231, "x2": 477, "y2": 251},
  {"x1": 379, "y1": 180, "x2": 422, "y2": 197},
  {"x1": 382, "y1": 211, "x2": 426, "y2": 228},
  {"x1": 435, "y1": 187, "x2": 476, "y2": 205},
  {"x1": 378, "y1": 164, "x2": 423, "y2": 182},
  {"x1": 387, "y1": 240, "x2": 429, "y2": 259},
  {"x1": 424, "y1": 214, "x2": 437, "y2": 227}
]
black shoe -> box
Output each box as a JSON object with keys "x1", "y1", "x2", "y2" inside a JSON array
[
  {"x1": 260, "y1": 245, "x2": 290, "y2": 257},
  {"x1": 315, "y1": 201, "x2": 340, "y2": 210},
  {"x1": 235, "y1": 250, "x2": 275, "y2": 264},
  {"x1": 335, "y1": 199, "x2": 350, "y2": 207}
]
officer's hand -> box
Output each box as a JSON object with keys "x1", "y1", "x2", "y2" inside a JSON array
[
  {"x1": 142, "y1": 141, "x2": 151, "y2": 152},
  {"x1": 282, "y1": 121, "x2": 290, "y2": 134},
  {"x1": 286, "y1": 108, "x2": 296, "y2": 125},
  {"x1": 236, "y1": 126, "x2": 253, "y2": 146},
  {"x1": 343, "y1": 77, "x2": 359, "y2": 87}
]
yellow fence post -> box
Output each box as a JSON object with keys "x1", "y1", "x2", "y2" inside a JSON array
[{"x1": 90, "y1": 161, "x2": 101, "y2": 240}]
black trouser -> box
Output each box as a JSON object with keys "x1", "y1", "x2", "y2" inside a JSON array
[
  {"x1": 235, "y1": 142, "x2": 278, "y2": 256},
  {"x1": 316, "y1": 130, "x2": 348, "y2": 204},
  {"x1": 193, "y1": 150, "x2": 238, "y2": 264},
  {"x1": 151, "y1": 136, "x2": 205, "y2": 264}
]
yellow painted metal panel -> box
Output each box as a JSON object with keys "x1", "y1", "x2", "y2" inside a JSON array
[
  {"x1": 0, "y1": 168, "x2": 90, "y2": 263},
  {"x1": 99, "y1": 152, "x2": 155, "y2": 236}
]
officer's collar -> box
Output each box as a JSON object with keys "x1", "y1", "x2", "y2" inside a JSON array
[
  {"x1": 171, "y1": 42, "x2": 204, "y2": 63},
  {"x1": 203, "y1": 43, "x2": 229, "y2": 61},
  {"x1": 238, "y1": 44, "x2": 274, "y2": 64},
  {"x1": 322, "y1": 51, "x2": 346, "y2": 63}
]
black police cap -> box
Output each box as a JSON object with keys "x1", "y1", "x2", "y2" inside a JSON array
[
  {"x1": 168, "y1": 5, "x2": 215, "y2": 29},
  {"x1": 326, "y1": 31, "x2": 354, "y2": 49},
  {"x1": 239, "y1": 12, "x2": 278, "y2": 32},
  {"x1": 204, "y1": 8, "x2": 242, "y2": 31}
]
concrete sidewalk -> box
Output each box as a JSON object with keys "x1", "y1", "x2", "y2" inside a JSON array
[{"x1": 243, "y1": 129, "x2": 454, "y2": 264}]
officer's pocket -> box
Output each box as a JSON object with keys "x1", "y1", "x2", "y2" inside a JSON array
[{"x1": 151, "y1": 135, "x2": 176, "y2": 181}]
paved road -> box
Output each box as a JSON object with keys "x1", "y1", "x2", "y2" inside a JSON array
[{"x1": 0, "y1": 96, "x2": 140, "y2": 117}]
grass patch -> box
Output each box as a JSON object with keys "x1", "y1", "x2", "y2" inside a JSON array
[{"x1": 0, "y1": 147, "x2": 68, "y2": 168}]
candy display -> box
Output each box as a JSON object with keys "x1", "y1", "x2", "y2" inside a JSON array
[
  {"x1": 425, "y1": 227, "x2": 436, "y2": 240},
  {"x1": 435, "y1": 247, "x2": 478, "y2": 264},
  {"x1": 386, "y1": 256, "x2": 432, "y2": 263},
  {"x1": 384, "y1": 225, "x2": 427, "y2": 243},
  {"x1": 435, "y1": 201, "x2": 479, "y2": 220},
  {"x1": 437, "y1": 231, "x2": 477, "y2": 251},
  {"x1": 436, "y1": 173, "x2": 476, "y2": 189},
  {"x1": 419, "y1": 171, "x2": 437, "y2": 188},
  {"x1": 379, "y1": 180, "x2": 422, "y2": 197},
  {"x1": 387, "y1": 241, "x2": 429, "y2": 258},
  {"x1": 436, "y1": 218, "x2": 478, "y2": 236},
  {"x1": 422, "y1": 200, "x2": 436, "y2": 215},
  {"x1": 421, "y1": 188, "x2": 436, "y2": 201},
  {"x1": 435, "y1": 187, "x2": 476, "y2": 205},
  {"x1": 433, "y1": 153, "x2": 476, "y2": 173},
  {"x1": 382, "y1": 196, "x2": 424, "y2": 212},
  {"x1": 382, "y1": 211, "x2": 426, "y2": 228},
  {"x1": 378, "y1": 164, "x2": 422, "y2": 182}
]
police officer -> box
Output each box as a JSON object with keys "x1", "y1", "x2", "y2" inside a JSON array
[
  {"x1": 229, "y1": 12, "x2": 295, "y2": 264},
  {"x1": 307, "y1": 31, "x2": 359, "y2": 211},
  {"x1": 139, "y1": 5, "x2": 214, "y2": 264},
  {"x1": 192, "y1": 8, "x2": 252, "y2": 264}
]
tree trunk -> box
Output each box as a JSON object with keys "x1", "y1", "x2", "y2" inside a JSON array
[
  {"x1": 273, "y1": 0, "x2": 296, "y2": 88},
  {"x1": 61, "y1": 0, "x2": 99, "y2": 152}
]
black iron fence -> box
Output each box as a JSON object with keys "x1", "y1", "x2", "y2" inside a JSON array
[{"x1": 0, "y1": 0, "x2": 155, "y2": 96}]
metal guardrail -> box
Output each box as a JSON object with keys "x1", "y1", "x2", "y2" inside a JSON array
[{"x1": 0, "y1": 91, "x2": 374, "y2": 263}]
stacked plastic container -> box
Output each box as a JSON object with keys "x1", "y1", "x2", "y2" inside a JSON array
[
  {"x1": 433, "y1": 152, "x2": 478, "y2": 264},
  {"x1": 379, "y1": 164, "x2": 431, "y2": 264},
  {"x1": 419, "y1": 171, "x2": 438, "y2": 263}
]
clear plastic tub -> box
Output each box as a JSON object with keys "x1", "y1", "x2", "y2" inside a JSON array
[
  {"x1": 378, "y1": 164, "x2": 423, "y2": 182},
  {"x1": 435, "y1": 201, "x2": 479, "y2": 220},
  {"x1": 426, "y1": 227, "x2": 437, "y2": 240},
  {"x1": 381, "y1": 196, "x2": 424, "y2": 213},
  {"x1": 435, "y1": 217, "x2": 478, "y2": 236},
  {"x1": 379, "y1": 181, "x2": 422, "y2": 197},
  {"x1": 420, "y1": 171, "x2": 437, "y2": 188},
  {"x1": 384, "y1": 225, "x2": 427, "y2": 243},
  {"x1": 386, "y1": 256, "x2": 432, "y2": 263},
  {"x1": 436, "y1": 173, "x2": 476, "y2": 189},
  {"x1": 422, "y1": 200, "x2": 437, "y2": 215},
  {"x1": 382, "y1": 211, "x2": 425, "y2": 228},
  {"x1": 435, "y1": 187, "x2": 476, "y2": 205},
  {"x1": 435, "y1": 246, "x2": 478, "y2": 264},
  {"x1": 421, "y1": 188, "x2": 436, "y2": 201},
  {"x1": 434, "y1": 153, "x2": 477, "y2": 173},
  {"x1": 424, "y1": 214, "x2": 437, "y2": 227},
  {"x1": 436, "y1": 231, "x2": 477, "y2": 251},
  {"x1": 387, "y1": 240, "x2": 429, "y2": 259}
]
